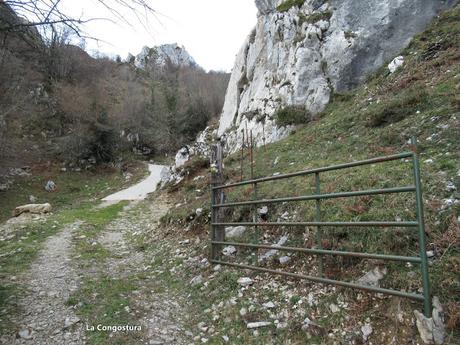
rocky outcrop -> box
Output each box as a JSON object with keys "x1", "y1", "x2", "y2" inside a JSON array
[
  {"x1": 12, "y1": 203, "x2": 52, "y2": 217},
  {"x1": 160, "y1": 126, "x2": 217, "y2": 187},
  {"x1": 174, "y1": 126, "x2": 216, "y2": 169},
  {"x1": 218, "y1": 0, "x2": 455, "y2": 152},
  {"x1": 134, "y1": 43, "x2": 197, "y2": 69}
]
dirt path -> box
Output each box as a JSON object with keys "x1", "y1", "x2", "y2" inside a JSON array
[
  {"x1": 99, "y1": 195, "x2": 190, "y2": 344},
  {"x1": 102, "y1": 164, "x2": 168, "y2": 202},
  {"x1": 2, "y1": 221, "x2": 85, "y2": 345},
  {"x1": 1, "y1": 166, "x2": 193, "y2": 345}
]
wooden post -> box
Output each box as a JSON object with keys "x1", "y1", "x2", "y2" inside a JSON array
[{"x1": 210, "y1": 140, "x2": 225, "y2": 260}]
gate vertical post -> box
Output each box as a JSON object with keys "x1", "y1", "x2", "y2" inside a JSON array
[
  {"x1": 315, "y1": 172, "x2": 324, "y2": 276},
  {"x1": 411, "y1": 136, "x2": 432, "y2": 317},
  {"x1": 249, "y1": 132, "x2": 259, "y2": 264},
  {"x1": 210, "y1": 182, "x2": 216, "y2": 260},
  {"x1": 210, "y1": 141, "x2": 225, "y2": 261}
]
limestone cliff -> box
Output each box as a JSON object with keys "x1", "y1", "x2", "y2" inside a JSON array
[
  {"x1": 219, "y1": 0, "x2": 455, "y2": 152},
  {"x1": 134, "y1": 43, "x2": 197, "y2": 69}
]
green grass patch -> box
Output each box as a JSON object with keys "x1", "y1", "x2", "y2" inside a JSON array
[
  {"x1": 71, "y1": 201, "x2": 128, "y2": 261},
  {"x1": 365, "y1": 88, "x2": 431, "y2": 127},
  {"x1": 67, "y1": 275, "x2": 144, "y2": 345},
  {"x1": 0, "y1": 163, "x2": 147, "y2": 224}
]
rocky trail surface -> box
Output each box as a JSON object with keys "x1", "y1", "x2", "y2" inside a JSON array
[
  {"x1": 1, "y1": 222, "x2": 85, "y2": 345},
  {"x1": 98, "y1": 196, "x2": 190, "y2": 344}
]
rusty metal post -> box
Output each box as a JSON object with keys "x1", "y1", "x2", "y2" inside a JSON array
[
  {"x1": 240, "y1": 130, "x2": 245, "y2": 182},
  {"x1": 250, "y1": 131, "x2": 254, "y2": 180}
]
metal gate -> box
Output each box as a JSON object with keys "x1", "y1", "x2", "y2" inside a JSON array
[{"x1": 209, "y1": 137, "x2": 432, "y2": 317}]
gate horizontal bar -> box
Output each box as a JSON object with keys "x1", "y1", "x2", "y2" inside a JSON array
[
  {"x1": 212, "y1": 241, "x2": 421, "y2": 263},
  {"x1": 213, "y1": 221, "x2": 418, "y2": 227},
  {"x1": 211, "y1": 260, "x2": 424, "y2": 301},
  {"x1": 213, "y1": 186, "x2": 416, "y2": 208},
  {"x1": 213, "y1": 152, "x2": 413, "y2": 190}
]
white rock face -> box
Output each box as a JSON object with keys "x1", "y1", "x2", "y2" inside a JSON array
[
  {"x1": 174, "y1": 126, "x2": 217, "y2": 170},
  {"x1": 175, "y1": 147, "x2": 190, "y2": 168},
  {"x1": 134, "y1": 43, "x2": 197, "y2": 69},
  {"x1": 218, "y1": 0, "x2": 454, "y2": 153}
]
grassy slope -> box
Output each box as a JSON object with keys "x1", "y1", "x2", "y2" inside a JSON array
[
  {"x1": 0, "y1": 161, "x2": 148, "y2": 223},
  {"x1": 162, "y1": 5, "x2": 460, "y2": 340}
]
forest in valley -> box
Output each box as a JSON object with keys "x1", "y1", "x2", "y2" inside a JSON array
[{"x1": 0, "y1": 2, "x2": 229, "y2": 173}]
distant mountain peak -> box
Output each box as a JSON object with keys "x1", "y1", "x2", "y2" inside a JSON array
[{"x1": 133, "y1": 43, "x2": 197, "y2": 69}]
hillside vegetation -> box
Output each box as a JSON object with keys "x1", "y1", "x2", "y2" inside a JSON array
[
  {"x1": 0, "y1": 2, "x2": 229, "y2": 173},
  {"x1": 159, "y1": 5, "x2": 460, "y2": 342}
]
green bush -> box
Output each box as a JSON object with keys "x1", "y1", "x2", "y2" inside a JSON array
[
  {"x1": 183, "y1": 156, "x2": 210, "y2": 175},
  {"x1": 274, "y1": 105, "x2": 311, "y2": 127},
  {"x1": 277, "y1": 0, "x2": 305, "y2": 13}
]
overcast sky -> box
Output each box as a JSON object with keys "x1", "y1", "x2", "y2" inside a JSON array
[{"x1": 60, "y1": 0, "x2": 258, "y2": 72}]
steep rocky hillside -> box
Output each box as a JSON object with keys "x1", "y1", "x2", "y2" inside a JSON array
[
  {"x1": 160, "y1": 5, "x2": 460, "y2": 343},
  {"x1": 218, "y1": 0, "x2": 456, "y2": 152}
]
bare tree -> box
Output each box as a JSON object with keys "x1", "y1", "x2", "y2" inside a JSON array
[{"x1": 1, "y1": 0, "x2": 156, "y2": 38}]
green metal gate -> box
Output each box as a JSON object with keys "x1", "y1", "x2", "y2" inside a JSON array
[{"x1": 210, "y1": 137, "x2": 432, "y2": 317}]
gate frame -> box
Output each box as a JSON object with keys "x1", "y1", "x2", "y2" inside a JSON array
[{"x1": 209, "y1": 137, "x2": 432, "y2": 317}]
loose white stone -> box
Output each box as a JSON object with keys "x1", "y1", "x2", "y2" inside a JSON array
[
  {"x1": 225, "y1": 226, "x2": 247, "y2": 238},
  {"x1": 329, "y1": 303, "x2": 340, "y2": 313},
  {"x1": 388, "y1": 56, "x2": 404, "y2": 73},
  {"x1": 262, "y1": 301, "x2": 275, "y2": 309},
  {"x1": 356, "y1": 267, "x2": 388, "y2": 287},
  {"x1": 222, "y1": 246, "x2": 237, "y2": 256},
  {"x1": 279, "y1": 256, "x2": 291, "y2": 265},
  {"x1": 361, "y1": 323, "x2": 373, "y2": 341},
  {"x1": 19, "y1": 329, "x2": 32, "y2": 339},
  {"x1": 258, "y1": 206, "x2": 268, "y2": 215},
  {"x1": 247, "y1": 321, "x2": 271, "y2": 329},
  {"x1": 190, "y1": 275, "x2": 203, "y2": 286},
  {"x1": 237, "y1": 277, "x2": 253, "y2": 287}
]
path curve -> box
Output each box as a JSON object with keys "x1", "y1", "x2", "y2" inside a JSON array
[{"x1": 102, "y1": 164, "x2": 168, "y2": 201}]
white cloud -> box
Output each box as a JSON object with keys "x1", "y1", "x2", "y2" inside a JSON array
[{"x1": 61, "y1": 0, "x2": 258, "y2": 71}]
